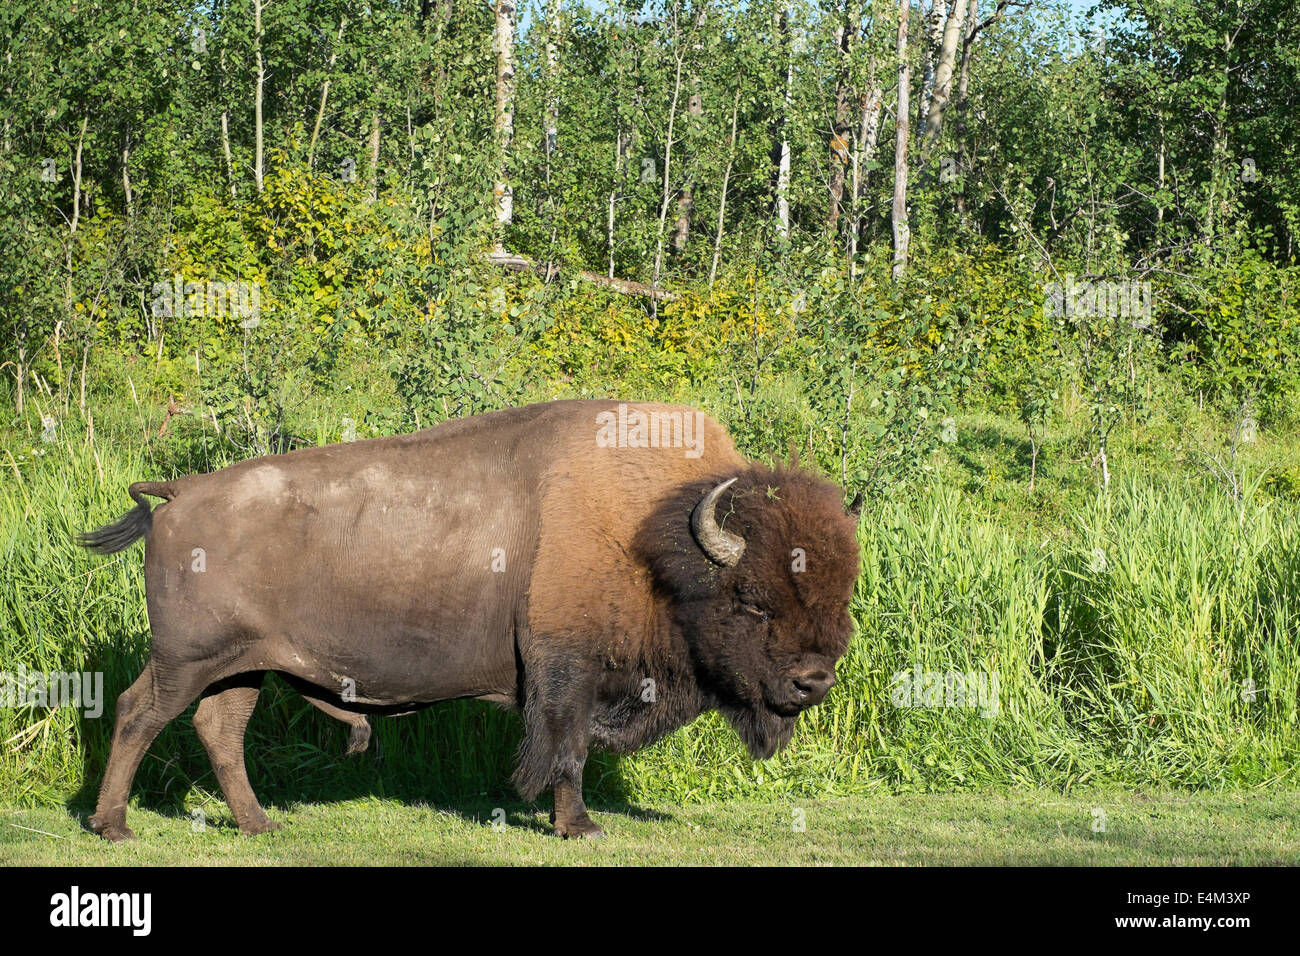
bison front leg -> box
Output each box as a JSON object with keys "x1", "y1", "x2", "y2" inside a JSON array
[
  {"x1": 551, "y1": 774, "x2": 604, "y2": 840},
  {"x1": 513, "y1": 666, "x2": 604, "y2": 840}
]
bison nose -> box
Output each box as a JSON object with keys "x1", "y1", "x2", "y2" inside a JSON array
[{"x1": 791, "y1": 669, "x2": 835, "y2": 705}]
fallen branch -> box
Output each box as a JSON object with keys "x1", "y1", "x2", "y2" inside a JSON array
[{"x1": 487, "y1": 251, "x2": 677, "y2": 301}]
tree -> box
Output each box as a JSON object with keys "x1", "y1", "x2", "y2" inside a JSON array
[
  {"x1": 890, "y1": 0, "x2": 911, "y2": 281},
  {"x1": 493, "y1": 0, "x2": 517, "y2": 249},
  {"x1": 771, "y1": 6, "x2": 795, "y2": 242},
  {"x1": 920, "y1": 0, "x2": 966, "y2": 154},
  {"x1": 253, "y1": 0, "x2": 266, "y2": 193},
  {"x1": 827, "y1": 0, "x2": 860, "y2": 235}
]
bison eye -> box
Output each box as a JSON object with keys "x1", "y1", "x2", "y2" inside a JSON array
[{"x1": 740, "y1": 601, "x2": 772, "y2": 622}]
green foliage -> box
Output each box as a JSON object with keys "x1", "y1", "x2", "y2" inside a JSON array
[
  {"x1": 1178, "y1": 254, "x2": 1300, "y2": 419},
  {"x1": 1263, "y1": 466, "x2": 1300, "y2": 502}
]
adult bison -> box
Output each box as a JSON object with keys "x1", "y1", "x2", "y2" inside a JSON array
[{"x1": 79, "y1": 399, "x2": 861, "y2": 840}]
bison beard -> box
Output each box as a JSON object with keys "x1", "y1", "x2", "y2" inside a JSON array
[
  {"x1": 76, "y1": 400, "x2": 860, "y2": 841},
  {"x1": 722, "y1": 705, "x2": 797, "y2": 761}
]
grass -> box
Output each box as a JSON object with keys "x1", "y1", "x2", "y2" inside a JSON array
[
  {"x1": 2, "y1": 791, "x2": 1296, "y2": 866},
  {"x1": 3, "y1": 404, "x2": 1300, "y2": 812},
  {"x1": 5, "y1": 367, "x2": 1300, "y2": 878}
]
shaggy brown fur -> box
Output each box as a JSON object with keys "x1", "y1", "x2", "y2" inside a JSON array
[{"x1": 78, "y1": 400, "x2": 860, "y2": 841}]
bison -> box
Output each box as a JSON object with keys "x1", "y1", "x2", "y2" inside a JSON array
[{"x1": 79, "y1": 399, "x2": 861, "y2": 840}]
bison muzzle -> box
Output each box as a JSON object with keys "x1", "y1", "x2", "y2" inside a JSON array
[{"x1": 78, "y1": 399, "x2": 861, "y2": 841}]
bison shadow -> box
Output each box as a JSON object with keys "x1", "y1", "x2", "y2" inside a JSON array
[{"x1": 67, "y1": 664, "x2": 667, "y2": 837}]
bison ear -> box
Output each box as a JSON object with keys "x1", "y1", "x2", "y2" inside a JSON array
[
  {"x1": 786, "y1": 441, "x2": 801, "y2": 467},
  {"x1": 847, "y1": 491, "x2": 863, "y2": 517}
]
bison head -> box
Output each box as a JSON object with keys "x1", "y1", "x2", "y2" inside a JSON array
[{"x1": 637, "y1": 465, "x2": 861, "y2": 760}]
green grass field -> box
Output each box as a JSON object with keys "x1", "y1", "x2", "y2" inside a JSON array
[
  {"x1": 5, "y1": 399, "x2": 1300, "y2": 866},
  {"x1": 2, "y1": 791, "x2": 1297, "y2": 866}
]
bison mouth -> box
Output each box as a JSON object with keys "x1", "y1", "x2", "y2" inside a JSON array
[
  {"x1": 766, "y1": 697, "x2": 807, "y2": 719},
  {"x1": 721, "y1": 703, "x2": 797, "y2": 761}
]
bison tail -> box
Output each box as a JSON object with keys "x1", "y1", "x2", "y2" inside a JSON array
[{"x1": 77, "y1": 481, "x2": 176, "y2": 555}]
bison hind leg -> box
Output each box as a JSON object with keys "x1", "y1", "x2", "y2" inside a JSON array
[
  {"x1": 345, "y1": 720, "x2": 371, "y2": 756},
  {"x1": 90, "y1": 658, "x2": 214, "y2": 842},
  {"x1": 510, "y1": 730, "x2": 555, "y2": 804},
  {"x1": 193, "y1": 673, "x2": 281, "y2": 836},
  {"x1": 512, "y1": 686, "x2": 580, "y2": 802}
]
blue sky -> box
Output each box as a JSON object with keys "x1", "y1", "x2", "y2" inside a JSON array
[{"x1": 516, "y1": 0, "x2": 1120, "y2": 36}]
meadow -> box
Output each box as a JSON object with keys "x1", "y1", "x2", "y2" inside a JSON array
[
  {"x1": 6, "y1": 792, "x2": 1298, "y2": 866},
  {"x1": 3, "y1": 365, "x2": 1298, "y2": 842}
]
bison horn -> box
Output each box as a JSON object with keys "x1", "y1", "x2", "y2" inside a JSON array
[{"x1": 691, "y1": 477, "x2": 746, "y2": 567}]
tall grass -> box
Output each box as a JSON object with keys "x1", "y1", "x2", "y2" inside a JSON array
[{"x1": 2, "y1": 437, "x2": 1298, "y2": 815}]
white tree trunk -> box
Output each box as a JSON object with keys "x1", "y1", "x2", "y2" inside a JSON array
[
  {"x1": 922, "y1": 0, "x2": 968, "y2": 153},
  {"x1": 891, "y1": 0, "x2": 911, "y2": 282},
  {"x1": 221, "y1": 109, "x2": 236, "y2": 198},
  {"x1": 367, "y1": 110, "x2": 380, "y2": 203},
  {"x1": 710, "y1": 86, "x2": 742, "y2": 288},
  {"x1": 652, "y1": 51, "x2": 685, "y2": 299},
  {"x1": 544, "y1": 0, "x2": 561, "y2": 189},
  {"x1": 775, "y1": 26, "x2": 793, "y2": 241},
  {"x1": 71, "y1": 113, "x2": 86, "y2": 236},
  {"x1": 828, "y1": 3, "x2": 859, "y2": 233},
  {"x1": 253, "y1": 0, "x2": 265, "y2": 193},
  {"x1": 308, "y1": 16, "x2": 347, "y2": 170},
  {"x1": 673, "y1": 7, "x2": 709, "y2": 255},
  {"x1": 850, "y1": 74, "x2": 883, "y2": 274},
  {"x1": 493, "y1": 0, "x2": 517, "y2": 246},
  {"x1": 607, "y1": 7, "x2": 629, "y2": 279},
  {"x1": 220, "y1": 47, "x2": 236, "y2": 198},
  {"x1": 918, "y1": 0, "x2": 945, "y2": 132},
  {"x1": 608, "y1": 128, "x2": 621, "y2": 278},
  {"x1": 121, "y1": 127, "x2": 133, "y2": 216}
]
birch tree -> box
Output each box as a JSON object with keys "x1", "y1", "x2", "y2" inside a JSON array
[
  {"x1": 827, "y1": 0, "x2": 860, "y2": 236},
  {"x1": 917, "y1": 0, "x2": 944, "y2": 132},
  {"x1": 920, "y1": 0, "x2": 967, "y2": 154},
  {"x1": 672, "y1": 5, "x2": 709, "y2": 257},
  {"x1": 253, "y1": 0, "x2": 265, "y2": 193},
  {"x1": 651, "y1": 8, "x2": 687, "y2": 299},
  {"x1": 307, "y1": 15, "x2": 347, "y2": 170},
  {"x1": 493, "y1": 0, "x2": 517, "y2": 250},
  {"x1": 890, "y1": 0, "x2": 910, "y2": 281},
  {"x1": 772, "y1": 7, "x2": 794, "y2": 242}
]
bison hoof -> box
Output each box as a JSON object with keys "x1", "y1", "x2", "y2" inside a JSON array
[
  {"x1": 88, "y1": 816, "x2": 136, "y2": 843},
  {"x1": 239, "y1": 817, "x2": 281, "y2": 836},
  {"x1": 555, "y1": 818, "x2": 605, "y2": 840}
]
